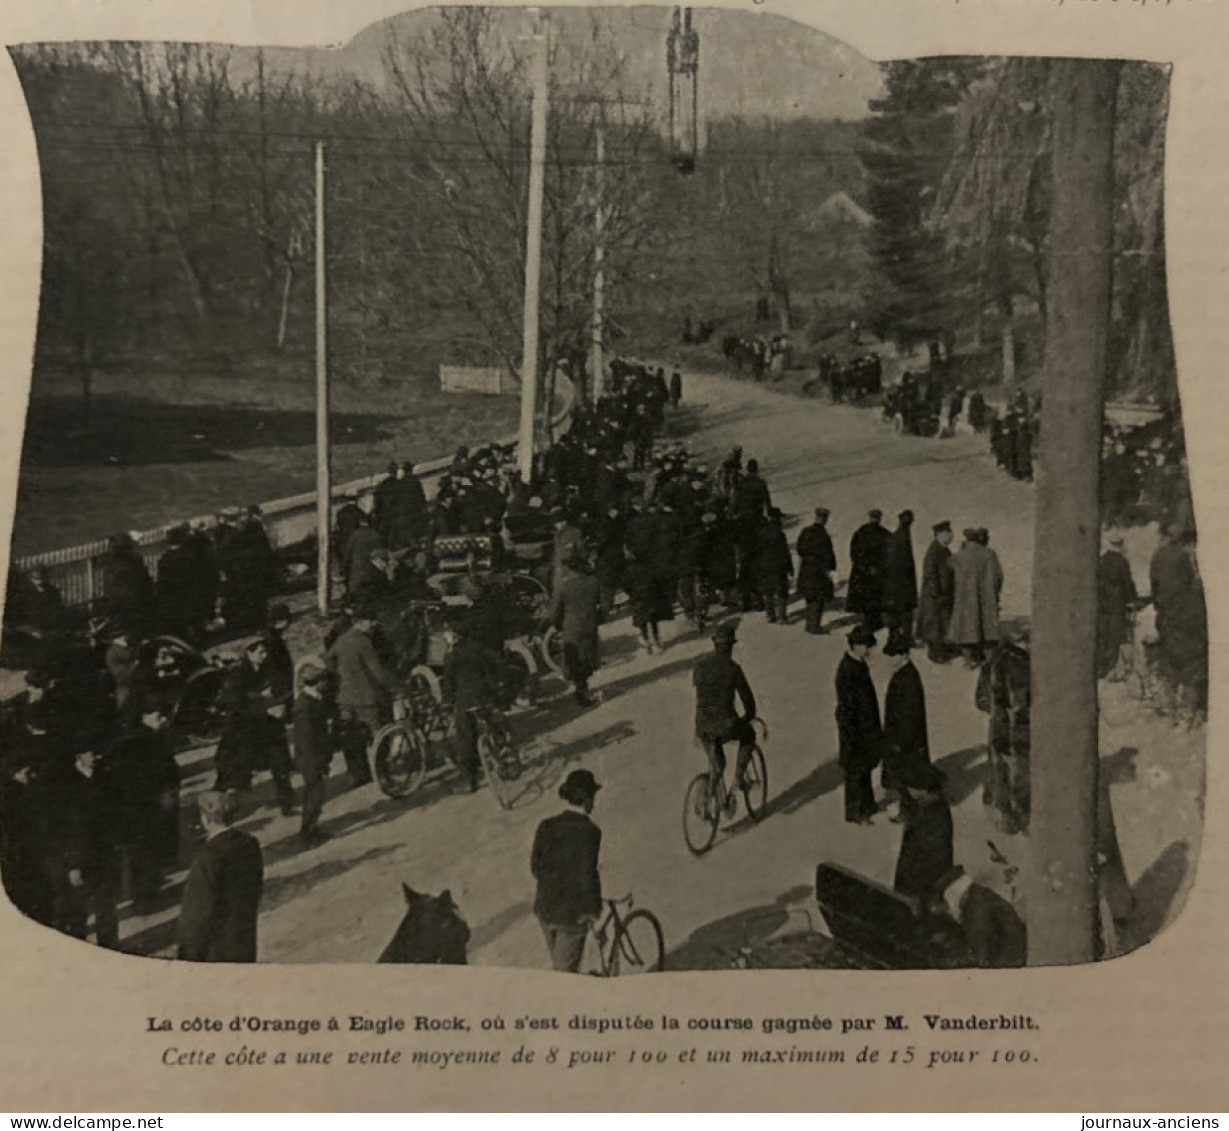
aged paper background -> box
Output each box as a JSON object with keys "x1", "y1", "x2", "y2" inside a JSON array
[{"x1": 0, "y1": 0, "x2": 1226, "y2": 1113}]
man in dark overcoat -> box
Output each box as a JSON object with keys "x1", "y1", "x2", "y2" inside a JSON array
[
  {"x1": 756, "y1": 509, "x2": 793, "y2": 624},
  {"x1": 214, "y1": 639, "x2": 296, "y2": 814},
  {"x1": 835, "y1": 624, "x2": 882, "y2": 825},
  {"x1": 796, "y1": 506, "x2": 836, "y2": 634},
  {"x1": 44, "y1": 748, "x2": 119, "y2": 948},
  {"x1": 917, "y1": 520, "x2": 955, "y2": 662},
  {"x1": 104, "y1": 696, "x2": 180, "y2": 913},
  {"x1": 929, "y1": 866, "x2": 1027, "y2": 968},
  {"x1": 530, "y1": 769, "x2": 603, "y2": 973},
  {"x1": 880, "y1": 637, "x2": 936, "y2": 800},
  {"x1": 292, "y1": 664, "x2": 334, "y2": 846},
  {"x1": 882, "y1": 510, "x2": 918, "y2": 651},
  {"x1": 177, "y1": 790, "x2": 264, "y2": 963},
  {"x1": 155, "y1": 526, "x2": 197, "y2": 640},
  {"x1": 546, "y1": 561, "x2": 602, "y2": 706},
  {"x1": 101, "y1": 533, "x2": 154, "y2": 640},
  {"x1": 846, "y1": 510, "x2": 890, "y2": 631},
  {"x1": 1097, "y1": 533, "x2": 1138, "y2": 679},
  {"x1": 892, "y1": 763, "x2": 953, "y2": 902}
]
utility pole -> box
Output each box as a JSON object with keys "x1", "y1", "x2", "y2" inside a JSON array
[
  {"x1": 315, "y1": 140, "x2": 332, "y2": 616},
  {"x1": 517, "y1": 15, "x2": 549, "y2": 484},
  {"x1": 1027, "y1": 60, "x2": 1121, "y2": 965},
  {"x1": 590, "y1": 118, "x2": 606, "y2": 402}
]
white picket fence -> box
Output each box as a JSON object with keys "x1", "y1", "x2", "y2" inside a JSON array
[{"x1": 12, "y1": 372, "x2": 574, "y2": 612}]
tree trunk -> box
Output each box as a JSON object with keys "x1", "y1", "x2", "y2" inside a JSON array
[
  {"x1": 1000, "y1": 296, "x2": 1016, "y2": 385},
  {"x1": 1027, "y1": 59, "x2": 1121, "y2": 967}
]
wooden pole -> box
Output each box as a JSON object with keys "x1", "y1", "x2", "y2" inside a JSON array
[
  {"x1": 315, "y1": 140, "x2": 331, "y2": 617},
  {"x1": 591, "y1": 120, "x2": 606, "y2": 402},
  {"x1": 1027, "y1": 59, "x2": 1121, "y2": 965},
  {"x1": 517, "y1": 19, "x2": 549, "y2": 484}
]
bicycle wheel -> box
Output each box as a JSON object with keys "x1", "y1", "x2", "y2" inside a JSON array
[
  {"x1": 477, "y1": 730, "x2": 517, "y2": 810},
  {"x1": 741, "y1": 744, "x2": 768, "y2": 822},
  {"x1": 174, "y1": 667, "x2": 228, "y2": 745},
  {"x1": 611, "y1": 910, "x2": 665, "y2": 975},
  {"x1": 541, "y1": 626, "x2": 566, "y2": 678},
  {"x1": 372, "y1": 722, "x2": 428, "y2": 800},
  {"x1": 682, "y1": 774, "x2": 719, "y2": 855}
]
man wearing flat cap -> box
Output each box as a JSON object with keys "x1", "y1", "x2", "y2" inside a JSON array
[
  {"x1": 177, "y1": 791, "x2": 264, "y2": 963},
  {"x1": 835, "y1": 624, "x2": 882, "y2": 824},
  {"x1": 530, "y1": 769, "x2": 603, "y2": 973},
  {"x1": 796, "y1": 507, "x2": 837, "y2": 635},
  {"x1": 693, "y1": 623, "x2": 758, "y2": 796},
  {"x1": 847, "y1": 509, "x2": 890, "y2": 631},
  {"x1": 917, "y1": 521, "x2": 956, "y2": 663}
]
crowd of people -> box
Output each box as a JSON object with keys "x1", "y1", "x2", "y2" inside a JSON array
[{"x1": 0, "y1": 349, "x2": 1209, "y2": 970}]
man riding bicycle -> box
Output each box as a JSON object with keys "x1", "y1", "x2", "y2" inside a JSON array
[{"x1": 692, "y1": 622, "x2": 757, "y2": 794}]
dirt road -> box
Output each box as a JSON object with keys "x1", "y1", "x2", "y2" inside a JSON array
[{"x1": 124, "y1": 369, "x2": 1204, "y2": 969}]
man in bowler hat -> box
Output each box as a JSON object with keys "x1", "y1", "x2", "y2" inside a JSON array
[
  {"x1": 835, "y1": 624, "x2": 882, "y2": 824},
  {"x1": 530, "y1": 769, "x2": 603, "y2": 973}
]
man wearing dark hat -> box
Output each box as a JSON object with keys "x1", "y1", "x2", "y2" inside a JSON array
[
  {"x1": 101, "y1": 532, "x2": 154, "y2": 640},
  {"x1": 1097, "y1": 532, "x2": 1138, "y2": 680},
  {"x1": 892, "y1": 763, "x2": 953, "y2": 902},
  {"x1": 796, "y1": 507, "x2": 836, "y2": 635},
  {"x1": 44, "y1": 748, "x2": 119, "y2": 948},
  {"x1": 293, "y1": 663, "x2": 335, "y2": 846},
  {"x1": 155, "y1": 525, "x2": 196, "y2": 640},
  {"x1": 334, "y1": 493, "x2": 366, "y2": 572},
  {"x1": 214, "y1": 638, "x2": 297, "y2": 814},
  {"x1": 441, "y1": 619, "x2": 505, "y2": 793},
  {"x1": 325, "y1": 606, "x2": 399, "y2": 789},
  {"x1": 546, "y1": 556, "x2": 603, "y2": 707},
  {"x1": 756, "y1": 508, "x2": 794, "y2": 624},
  {"x1": 530, "y1": 769, "x2": 603, "y2": 973},
  {"x1": 835, "y1": 625, "x2": 882, "y2": 825},
  {"x1": 693, "y1": 623, "x2": 758, "y2": 795},
  {"x1": 371, "y1": 461, "x2": 402, "y2": 547},
  {"x1": 104, "y1": 695, "x2": 180, "y2": 913},
  {"x1": 343, "y1": 513, "x2": 385, "y2": 602},
  {"x1": 882, "y1": 510, "x2": 918, "y2": 651},
  {"x1": 881, "y1": 636, "x2": 936, "y2": 809},
  {"x1": 177, "y1": 791, "x2": 264, "y2": 963},
  {"x1": 917, "y1": 521, "x2": 956, "y2": 663},
  {"x1": 847, "y1": 510, "x2": 890, "y2": 632}
]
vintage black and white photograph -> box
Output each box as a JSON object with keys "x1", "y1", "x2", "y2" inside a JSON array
[{"x1": 0, "y1": 5, "x2": 1204, "y2": 973}]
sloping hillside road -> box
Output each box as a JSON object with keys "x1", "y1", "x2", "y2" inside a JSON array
[{"x1": 127, "y1": 369, "x2": 1204, "y2": 968}]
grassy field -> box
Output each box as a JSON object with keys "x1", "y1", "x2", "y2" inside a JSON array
[{"x1": 11, "y1": 362, "x2": 520, "y2": 556}]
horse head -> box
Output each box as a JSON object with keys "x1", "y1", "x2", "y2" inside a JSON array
[{"x1": 378, "y1": 883, "x2": 471, "y2": 965}]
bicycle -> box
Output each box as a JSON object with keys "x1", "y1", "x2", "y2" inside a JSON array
[
  {"x1": 588, "y1": 895, "x2": 665, "y2": 976},
  {"x1": 468, "y1": 704, "x2": 523, "y2": 810},
  {"x1": 682, "y1": 718, "x2": 769, "y2": 856}
]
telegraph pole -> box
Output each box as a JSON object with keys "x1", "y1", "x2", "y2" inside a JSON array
[
  {"x1": 590, "y1": 119, "x2": 606, "y2": 401},
  {"x1": 314, "y1": 140, "x2": 331, "y2": 616},
  {"x1": 1027, "y1": 60, "x2": 1121, "y2": 965},
  {"x1": 517, "y1": 16, "x2": 549, "y2": 483}
]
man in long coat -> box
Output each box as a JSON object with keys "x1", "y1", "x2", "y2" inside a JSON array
[
  {"x1": 1097, "y1": 533, "x2": 1138, "y2": 679},
  {"x1": 846, "y1": 510, "x2": 890, "y2": 631},
  {"x1": 547, "y1": 563, "x2": 602, "y2": 707},
  {"x1": 975, "y1": 638, "x2": 1031, "y2": 835},
  {"x1": 948, "y1": 528, "x2": 1003, "y2": 667},
  {"x1": 892, "y1": 764, "x2": 953, "y2": 902},
  {"x1": 796, "y1": 506, "x2": 836, "y2": 634},
  {"x1": 755, "y1": 509, "x2": 794, "y2": 624},
  {"x1": 177, "y1": 791, "x2": 264, "y2": 963},
  {"x1": 101, "y1": 533, "x2": 154, "y2": 640},
  {"x1": 883, "y1": 510, "x2": 919, "y2": 650},
  {"x1": 292, "y1": 664, "x2": 334, "y2": 847},
  {"x1": 917, "y1": 521, "x2": 956, "y2": 663},
  {"x1": 835, "y1": 624, "x2": 882, "y2": 825},
  {"x1": 881, "y1": 637, "x2": 936, "y2": 798},
  {"x1": 1149, "y1": 524, "x2": 1208, "y2": 711},
  {"x1": 326, "y1": 610, "x2": 399, "y2": 788}
]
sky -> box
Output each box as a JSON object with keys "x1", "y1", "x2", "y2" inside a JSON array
[{"x1": 249, "y1": 6, "x2": 885, "y2": 125}]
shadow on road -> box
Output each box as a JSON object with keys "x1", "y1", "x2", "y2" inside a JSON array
[
  {"x1": 667, "y1": 884, "x2": 815, "y2": 970},
  {"x1": 932, "y1": 745, "x2": 988, "y2": 807},
  {"x1": 1124, "y1": 838, "x2": 1191, "y2": 953}
]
